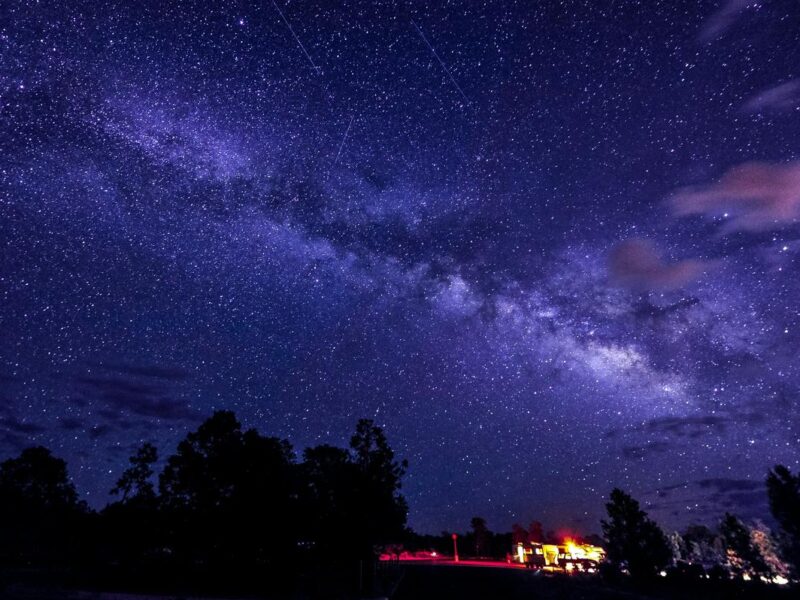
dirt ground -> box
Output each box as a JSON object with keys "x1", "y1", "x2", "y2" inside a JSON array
[{"x1": 391, "y1": 563, "x2": 796, "y2": 600}]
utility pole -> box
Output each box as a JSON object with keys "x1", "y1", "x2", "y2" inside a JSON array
[{"x1": 452, "y1": 533, "x2": 459, "y2": 563}]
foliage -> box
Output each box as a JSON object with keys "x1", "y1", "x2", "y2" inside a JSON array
[
  {"x1": 750, "y1": 520, "x2": 791, "y2": 582},
  {"x1": 719, "y1": 513, "x2": 769, "y2": 578},
  {"x1": 767, "y1": 464, "x2": 800, "y2": 577},
  {"x1": 301, "y1": 443, "x2": 359, "y2": 551},
  {"x1": 103, "y1": 442, "x2": 162, "y2": 565},
  {"x1": 156, "y1": 411, "x2": 298, "y2": 567},
  {"x1": 0, "y1": 410, "x2": 409, "y2": 595},
  {"x1": 528, "y1": 520, "x2": 544, "y2": 543},
  {"x1": 470, "y1": 516, "x2": 490, "y2": 556},
  {"x1": 300, "y1": 418, "x2": 408, "y2": 561},
  {"x1": 0, "y1": 446, "x2": 88, "y2": 564},
  {"x1": 511, "y1": 523, "x2": 528, "y2": 545},
  {"x1": 111, "y1": 442, "x2": 158, "y2": 503},
  {"x1": 5, "y1": 420, "x2": 799, "y2": 595},
  {"x1": 681, "y1": 524, "x2": 726, "y2": 568},
  {"x1": 601, "y1": 488, "x2": 673, "y2": 579},
  {"x1": 0, "y1": 446, "x2": 83, "y2": 510},
  {"x1": 349, "y1": 418, "x2": 409, "y2": 551}
]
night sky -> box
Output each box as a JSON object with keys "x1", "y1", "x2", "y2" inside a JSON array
[{"x1": 2, "y1": 0, "x2": 800, "y2": 535}]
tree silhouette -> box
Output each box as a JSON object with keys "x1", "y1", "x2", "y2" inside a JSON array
[
  {"x1": 511, "y1": 523, "x2": 528, "y2": 545},
  {"x1": 111, "y1": 442, "x2": 158, "y2": 503},
  {"x1": 349, "y1": 418, "x2": 408, "y2": 553},
  {"x1": 301, "y1": 444, "x2": 360, "y2": 558},
  {"x1": 301, "y1": 419, "x2": 408, "y2": 561},
  {"x1": 528, "y1": 520, "x2": 544, "y2": 543},
  {"x1": 601, "y1": 488, "x2": 672, "y2": 579},
  {"x1": 0, "y1": 446, "x2": 87, "y2": 564},
  {"x1": 159, "y1": 410, "x2": 245, "y2": 514},
  {"x1": 470, "y1": 517, "x2": 489, "y2": 556},
  {"x1": 158, "y1": 410, "x2": 298, "y2": 568},
  {"x1": 681, "y1": 524, "x2": 725, "y2": 568},
  {"x1": 750, "y1": 521, "x2": 791, "y2": 581},
  {"x1": 104, "y1": 443, "x2": 161, "y2": 565},
  {"x1": 0, "y1": 412, "x2": 411, "y2": 595},
  {"x1": 767, "y1": 464, "x2": 800, "y2": 577},
  {"x1": 236, "y1": 428, "x2": 298, "y2": 565},
  {"x1": 719, "y1": 513, "x2": 768, "y2": 578},
  {"x1": 0, "y1": 446, "x2": 82, "y2": 510}
]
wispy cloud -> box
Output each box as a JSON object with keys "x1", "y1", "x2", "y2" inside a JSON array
[
  {"x1": 75, "y1": 362, "x2": 198, "y2": 422},
  {"x1": 670, "y1": 161, "x2": 800, "y2": 233},
  {"x1": 98, "y1": 362, "x2": 190, "y2": 381},
  {"x1": 742, "y1": 80, "x2": 800, "y2": 113},
  {"x1": 622, "y1": 441, "x2": 670, "y2": 460},
  {"x1": 608, "y1": 411, "x2": 764, "y2": 441},
  {"x1": 608, "y1": 239, "x2": 711, "y2": 290},
  {"x1": 647, "y1": 477, "x2": 769, "y2": 525},
  {"x1": 698, "y1": 0, "x2": 759, "y2": 42},
  {"x1": 0, "y1": 407, "x2": 45, "y2": 451}
]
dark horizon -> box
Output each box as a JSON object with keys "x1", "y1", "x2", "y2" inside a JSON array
[
  {"x1": 3, "y1": 0, "x2": 800, "y2": 536},
  {"x1": 0, "y1": 409, "x2": 782, "y2": 538}
]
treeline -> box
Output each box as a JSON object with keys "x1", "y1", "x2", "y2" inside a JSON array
[
  {"x1": 401, "y1": 517, "x2": 604, "y2": 560},
  {"x1": 2, "y1": 408, "x2": 800, "y2": 594},
  {"x1": 0, "y1": 411, "x2": 408, "y2": 596},
  {"x1": 401, "y1": 475, "x2": 800, "y2": 587},
  {"x1": 599, "y1": 479, "x2": 800, "y2": 584}
]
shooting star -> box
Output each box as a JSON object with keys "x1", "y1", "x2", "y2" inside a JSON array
[
  {"x1": 272, "y1": 0, "x2": 320, "y2": 73},
  {"x1": 334, "y1": 116, "x2": 354, "y2": 165},
  {"x1": 411, "y1": 20, "x2": 469, "y2": 105}
]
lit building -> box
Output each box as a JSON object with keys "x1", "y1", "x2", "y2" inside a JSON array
[{"x1": 513, "y1": 539, "x2": 606, "y2": 573}]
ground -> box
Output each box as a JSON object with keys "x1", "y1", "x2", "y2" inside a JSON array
[
  {"x1": 1, "y1": 563, "x2": 797, "y2": 599},
  {"x1": 391, "y1": 563, "x2": 796, "y2": 600}
]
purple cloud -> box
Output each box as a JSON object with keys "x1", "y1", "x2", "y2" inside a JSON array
[
  {"x1": 698, "y1": 0, "x2": 759, "y2": 42},
  {"x1": 670, "y1": 161, "x2": 800, "y2": 233},
  {"x1": 608, "y1": 239, "x2": 710, "y2": 290},
  {"x1": 742, "y1": 80, "x2": 800, "y2": 113}
]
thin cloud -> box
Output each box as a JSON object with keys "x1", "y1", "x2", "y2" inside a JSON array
[
  {"x1": 670, "y1": 161, "x2": 800, "y2": 233},
  {"x1": 742, "y1": 80, "x2": 800, "y2": 113},
  {"x1": 99, "y1": 362, "x2": 190, "y2": 381},
  {"x1": 76, "y1": 368, "x2": 199, "y2": 422},
  {"x1": 608, "y1": 239, "x2": 710, "y2": 290},
  {"x1": 649, "y1": 478, "x2": 768, "y2": 522},
  {"x1": 0, "y1": 407, "x2": 45, "y2": 451},
  {"x1": 0, "y1": 414, "x2": 46, "y2": 435},
  {"x1": 698, "y1": 0, "x2": 758, "y2": 42},
  {"x1": 607, "y1": 411, "x2": 765, "y2": 443},
  {"x1": 622, "y1": 441, "x2": 670, "y2": 460}
]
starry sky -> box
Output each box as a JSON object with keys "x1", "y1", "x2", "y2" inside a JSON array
[{"x1": 2, "y1": 0, "x2": 800, "y2": 535}]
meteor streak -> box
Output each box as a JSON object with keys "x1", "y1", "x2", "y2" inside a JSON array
[
  {"x1": 411, "y1": 20, "x2": 469, "y2": 105},
  {"x1": 334, "y1": 116, "x2": 354, "y2": 165},
  {"x1": 272, "y1": 1, "x2": 320, "y2": 73}
]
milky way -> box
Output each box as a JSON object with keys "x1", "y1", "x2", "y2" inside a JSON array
[{"x1": 2, "y1": 0, "x2": 800, "y2": 534}]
